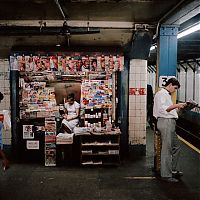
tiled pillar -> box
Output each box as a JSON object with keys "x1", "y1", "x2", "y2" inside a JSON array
[
  {"x1": 129, "y1": 59, "x2": 147, "y2": 148},
  {"x1": 0, "y1": 59, "x2": 11, "y2": 146}
]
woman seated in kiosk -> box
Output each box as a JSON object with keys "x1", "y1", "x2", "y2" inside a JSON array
[{"x1": 60, "y1": 93, "x2": 80, "y2": 133}]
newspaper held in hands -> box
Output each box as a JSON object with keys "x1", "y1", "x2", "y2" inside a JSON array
[
  {"x1": 184, "y1": 99, "x2": 198, "y2": 111},
  {"x1": 178, "y1": 99, "x2": 198, "y2": 116}
]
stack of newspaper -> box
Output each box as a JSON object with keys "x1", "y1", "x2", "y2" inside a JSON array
[{"x1": 56, "y1": 133, "x2": 74, "y2": 144}]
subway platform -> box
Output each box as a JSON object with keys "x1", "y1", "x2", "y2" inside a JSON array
[{"x1": 0, "y1": 127, "x2": 199, "y2": 200}]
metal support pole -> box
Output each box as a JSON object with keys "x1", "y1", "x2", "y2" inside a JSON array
[
  {"x1": 118, "y1": 58, "x2": 129, "y2": 158},
  {"x1": 10, "y1": 70, "x2": 20, "y2": 159},
  {"x1": 155, "y1": 25, "x2": 178, "y2": 173},
  {"x1": 157, "y1": 25, "x2": 178, "y2": 78}
]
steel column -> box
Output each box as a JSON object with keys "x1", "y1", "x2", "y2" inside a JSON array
[
  {"x1": 10, "y1": 70, "x2": 20, "y2": 159},
  {"x1": 155, "y1": 25, "x2": 178, "y2": 173},
  {"x1": 157, "y1": 25, "x2": 178, "y2": 78}
]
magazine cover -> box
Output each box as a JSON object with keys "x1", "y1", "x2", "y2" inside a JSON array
[
  {"x1": 33, "y1": 56, "x2": 44, "y2": 72},
  {"x1": 45, "y1": 143, "x2": 56, "y2": 166},
  {"x1": 80, "y1": 80, "x2": 112, "y2": 108},
  {"x1": 17, "y1": 56, "x2": 26, "y2": 71},
  {"x1": 58, "y1": 55, "x2": 64, "y2": 72},
  {"x1": 25, "y1": 55, "x2": 35, "y2": 72},
  {"x1": 50, "y1": 56, "x2": 58, "y2": 71},
  {"x1": 45, "y1": 132, "x2": 56, "y2": 143},
  {"x1": 90, "y1": 57, "x2": 97, "y2": 71},
  {"x1": 41, "y1": 55, "x2": 50, "y2": 71},
  {"x1": 45, "y1": 120, "x2": 56, "y2": 132},
  {"x1": 100, "y1": 55, "x2": 106, "y2": 71}
]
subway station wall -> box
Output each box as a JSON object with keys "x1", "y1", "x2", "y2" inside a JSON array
[
  {"x1": 1, "y1": 57, "x2": 199, "y2": 148},
  {"x1": 147, "y1": 62, "x2": 200, "y2": 106},
  {"x1": 177, "y1": 62, "x2": 200, "y2": 105},
  {"x1": 0, "y1": 59, "x2": 11, "y2": 146}
]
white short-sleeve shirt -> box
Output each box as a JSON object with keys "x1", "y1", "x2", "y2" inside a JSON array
[
  {"x1": 153, "y1": 88, "x2": 178, "y2": 119},
  {"x1": 64, "y1": 101, "x2": 80, "y2": 116}
]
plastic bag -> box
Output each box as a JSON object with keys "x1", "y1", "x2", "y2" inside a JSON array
[{"x1": 2, "y1": 110, "x2": 11, "y2": 130}]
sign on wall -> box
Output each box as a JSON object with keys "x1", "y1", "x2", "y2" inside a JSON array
[{"x1": 159, "y1": 76, "x2": 176, "y2": 87}]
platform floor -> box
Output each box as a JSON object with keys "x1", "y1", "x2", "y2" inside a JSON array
[{"x1": 0, "y1": 128, "x2": 199, "y2": 200}]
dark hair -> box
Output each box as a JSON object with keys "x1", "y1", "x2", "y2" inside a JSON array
[
  {"x1": 165, "y1": 78, "x2": 180, "y2": 88},
  {"x1": 0, "y1": 92, "x2": 4, "y2": 101},
  {"x1": 67, "y1": 93, "x2": 75, "y2": 100},
  {"x1": 91, "y1": 59, "x2": 97, "y2": 63}
]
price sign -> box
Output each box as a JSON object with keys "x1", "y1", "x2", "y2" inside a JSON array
[{"x1": 159, "y1": 76, "x2": 176, "y2": 87}]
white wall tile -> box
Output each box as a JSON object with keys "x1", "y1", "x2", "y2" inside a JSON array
[
  {"x1": 0, "y1": 59, "x2": 11, "y2": 145},
  {"x1": 129, "y1": 95, "x2": 136, "y2": 103},
  {"x1": 129, "y1": 81, "x2": 136, "y2": 87},
  {"x1": 129, "y1": 59, "x2": 147, "y2": 145},
  {"x1": 129, "y1": 73, "x2": 135, "y2": 80},
  {"x1": 140, "y1": 81, "x2": 146, "y2": 88},
  {"x1": 129, "y1": 116, "x2": 135, "y2": 124}
]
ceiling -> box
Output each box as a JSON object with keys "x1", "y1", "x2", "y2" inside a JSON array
[{"x1": 0, "y1": 0, "x2": 199, "y2": 64}]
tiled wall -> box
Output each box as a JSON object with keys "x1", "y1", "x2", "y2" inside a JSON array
[
  {"x1": 0, "y1": 59, "x2": 11, "y2": 146},
  {"x1": 197, "y1": 66, "x2": 200, "y2": 105},
  {"x1": 177, "y1": 62, "x2": 200, "y2": 104},
  {"x1": 178, "y1": 68, "x2": 186, "y2": 102},
  {"x1": 129, "y1": 59, "x2": 147, "y2": 145}
]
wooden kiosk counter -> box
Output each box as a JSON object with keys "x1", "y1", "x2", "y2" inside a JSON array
[
  {"x1": 77, "y1": 129, "x2": 121, "y2": 166},
  {"x1": 56, "y1": 128, "x2": 121, "y2": 166}
]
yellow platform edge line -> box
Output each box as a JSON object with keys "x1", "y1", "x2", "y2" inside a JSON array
[
  {"x1": 178, "y1": 135, "x2": 200, "y2": 154},
  {"x1": 124, "y1": 177, "x2": 156, "y2": 180}
]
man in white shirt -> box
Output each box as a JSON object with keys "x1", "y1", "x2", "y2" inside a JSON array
[{"x1": 153, "y1": 78, "x2": 185, "y2": 182}]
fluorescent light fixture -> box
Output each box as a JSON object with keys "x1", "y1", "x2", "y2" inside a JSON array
[
  {"x1": 56, "y1": 44, "x2": 61, "y2": 47},
  {"x1": 177, "y1": 23, "x2": 200, "y2": 39}
]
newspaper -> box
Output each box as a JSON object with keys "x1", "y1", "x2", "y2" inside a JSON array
[
  {"x1": 178, "y1": 99, "x2": 198, "y2": 116},
  {"x1": 56, "y1": 133, "x2": 74, "y2": 144}
]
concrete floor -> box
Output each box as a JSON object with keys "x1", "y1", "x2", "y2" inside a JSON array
[{"x1": 0, "y1": 128, "x2": 199, "y2": 200}]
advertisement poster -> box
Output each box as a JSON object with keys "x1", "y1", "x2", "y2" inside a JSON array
[{"x1": 23, "y1": 125, "x2": 34, "y2": 139}]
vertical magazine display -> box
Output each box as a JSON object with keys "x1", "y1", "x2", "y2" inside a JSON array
[
  {"x1": 10, "y1": 52, "x2": 124, "y2": 166},
  {"x1": 45, "y1": 118, "x2": 56, "y2": 166}
]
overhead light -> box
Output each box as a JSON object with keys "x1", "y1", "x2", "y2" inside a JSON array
[
  {"x1": 150, "y1": 45, "x2": 156, "y2": 51},
  {"x1": 177, "y1": 23, "x2": 200, "y2": 39},
  {"x1": 56, "y1": 44, "x2": 61, "y2": 47},
  {"x1": 150, "y1": 23, "x2": 200, "y2": 51}
]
